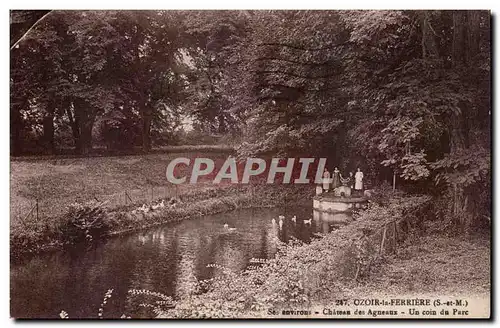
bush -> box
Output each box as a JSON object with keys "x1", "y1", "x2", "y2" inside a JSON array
[
  {"x1": 369, "y1": 181, "x2": 407, "y2": 206},
  {"x1": 58, "y1": 201, "x2": 110, "y2": 244},
  {"x1": 154, "y1": 195, "x2": 432, "y2": 318}
]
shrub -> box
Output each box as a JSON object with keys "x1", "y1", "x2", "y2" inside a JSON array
[
  {"x1": 58, "y1": 201, "x2": 110, "y2": 244},
  {"x1": 369, "y1": 181, "x2": 407, "y2": 206},
  {"x1": 155, "y1": 195, "x2": 432, "y2": 318}
]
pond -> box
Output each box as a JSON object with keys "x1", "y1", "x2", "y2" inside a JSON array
[{"x1": 10, "y1": 207, "x2": 351, "y2": 318}]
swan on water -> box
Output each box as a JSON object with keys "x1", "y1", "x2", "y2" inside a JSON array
[
  {"x1": 151, "y1": 199, "x2": 166, "y2": 210},
  {"x1": 138, "y1": 204, "x2": 150, "y2": 213}
]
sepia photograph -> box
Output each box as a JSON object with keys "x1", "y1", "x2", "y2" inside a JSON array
[{"x1": 9, "y1": 8, "x2": 491, "y2": 319}]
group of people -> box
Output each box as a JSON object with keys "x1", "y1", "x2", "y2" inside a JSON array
[{"x1": 321, "y1": 167, "x2": 364, "y2": 193}]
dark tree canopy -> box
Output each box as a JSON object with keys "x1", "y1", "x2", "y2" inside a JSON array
[{"x1": 10, "y1": 10, "x2": 491, "y2": 229}]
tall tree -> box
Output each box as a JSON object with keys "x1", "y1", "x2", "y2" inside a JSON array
[
  {"x1": 10, "y1": 10, "x2": 188, "y2": 154},
  {"x1": 111, "y1": 10, "x2": 186, "y2": 152},
  {"x1": 341, "y1": 10, "x2": 490, "y2": 228},
  {"x1": 232, "y1": 11, "x2": 350, "y2": 161},
  {"x1": 181, "y1": 11, "x2": 250, "y2": 135}
]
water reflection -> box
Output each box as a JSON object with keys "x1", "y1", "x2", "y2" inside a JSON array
[
  {"x1": 11, "y1": 207, "x2": 351, "y2": 318},
  {"x1": 313, "y1": 210, "x2": 352, "y2": 234}
]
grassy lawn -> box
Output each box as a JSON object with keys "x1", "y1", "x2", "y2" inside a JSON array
[
  {"x1": 347, "y1": 227, "x2": 490, "y2": 297},
  {"x1": 337, "y1": 227, "x2": 491, "y2": 317},
  {"x1": 151, "y1": 197, "x2": 490, "y2": 318},
  {"x1": 10, "y1": 149, "x2": 315, "y2": 259},
  {"x1": 10, "y1": 151, "x2": 233, "y2": 226}
]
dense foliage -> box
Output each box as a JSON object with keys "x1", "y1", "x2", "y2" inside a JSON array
[
  {"x1": 58, "y1": 201, "x2": 110, "y2": 244},
  {"x1": 148, "y1": 195, "x2": 432, "y2": 318},
  {"x1": 10, "y1": 10, "x2": 491, "y2": 230}
]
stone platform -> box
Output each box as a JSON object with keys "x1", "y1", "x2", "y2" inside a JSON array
[
  {"x1": 312, "y1": 210, "x2": 352, "y2": 223},
  {"x1": 312, "y1": 193, "x2": 368, "y2": 213}
]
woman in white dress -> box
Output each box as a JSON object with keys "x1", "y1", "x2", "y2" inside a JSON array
[
  {"x1": 354, "y1": 168, "x2": 364, "y2": 191},
  {"x1": 322, "y1": 168, "x2": 331, "y2": 192}
]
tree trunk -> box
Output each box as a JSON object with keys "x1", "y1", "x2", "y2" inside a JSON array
[
  {"x1": 10, "y1": 103, "x2": 24, "y2": 156},
  {"x1": 42, "y1": 102, "x2": 55, "y2": 155},
  {"x1": 218, "y1": 113, "x2": 226, "y2": 134},
  {"x1": 450, "y1": 10, "x2": 468, "y2": 153},
  {"x1": 447, "y1": 10, "x2": 485, "y2": 232},
  {"x1": 420, "y1": 12, "x2": 439, "y2": 58},
  {"x1": 72, "y1": 99, "x2": 95, "y2": 155},
  {"x1": 466, "y1": 11, "x2": 481, "y2": 65},
  {"x1": 452, "y1": 11, "x2": 466, "y2": 67},
  {"x1": 449, "y1": 115, "x2": 466, "y2": 153},
  {"x1": 66, "y1": 101, "x2": 81, "y2": 151},
  {"x1": 79, "y1": 121, "x2": 93, "y2": 155},
  {"x1": 141, "y1": 106, "x2": 152, "y2": 153},
  {"x1": 449, "y1": 11, "x2": 472, "y2": 231}
]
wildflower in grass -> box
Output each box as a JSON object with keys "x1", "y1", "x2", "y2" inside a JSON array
[{"x1": 98, "y1": 289, "x2": 114, "y2": 319}]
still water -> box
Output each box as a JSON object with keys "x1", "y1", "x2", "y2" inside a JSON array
[{"x1": 11, "y1": 207, "x2": 351, "y2": 318}]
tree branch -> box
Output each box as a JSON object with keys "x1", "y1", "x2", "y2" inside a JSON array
[
  {"x1": 11, "y1": 11, "x2": 53, "y2": 50},
  {"x1": 258, "y1": 82, "x2": 340, "y2": 92},
  {"x1": 254, "y1": 57, "x2": 334, "y2": 67},
  {"x1": 256, "y1": 69, "x2": 339, "y2": 80},
  {"x1": 257, "y1": 41, "x2": 350, "y2": 51}
]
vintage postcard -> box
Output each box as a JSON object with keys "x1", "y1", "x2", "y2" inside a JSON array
[{"x1": 10, "y1": 9, "x2": 491, "y2": 319}]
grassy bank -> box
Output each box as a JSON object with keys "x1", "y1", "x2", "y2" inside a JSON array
[
  {"x1": 10, "y1": 151, "x2": 234, "y2": 222},
  {"x1": 347, "y1": 223, "x2": 490, "y2": 297},
  {"x1": 10, "y1": 145, "x2": 234, "y2": 161},
  {"x1": 151, "y1": 194, "x2": 489, "y2": 319},
  {"x1": 52, "y1": 191, "x2": 489, "y2": 319},
  {"x1": 10, "y1": 184, "x2": 314, "y2": 260},
  {"x1": 337, "y1": 226, "x2": 491, "y2": 318},
  {"x1": 105, "y1": 184, "x2": 314, "y2": 237},
  {"x1": 150, "y1": 195, "x2": 435, "y2": 318},
  {"x1": 10, "y1": 150, "x2": 239, "y2": 258},
  {"x1": 10, "y1": 149, "x2": 320, "y2": 260}
]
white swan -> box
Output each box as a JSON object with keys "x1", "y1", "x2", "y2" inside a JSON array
[{"x1": 139, "y1": 204, "x2": 149, "y2": 213}]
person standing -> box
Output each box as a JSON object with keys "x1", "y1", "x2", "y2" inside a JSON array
[
  {"x1": 354, "y1": 168, "x2": 364, "y2": 192},
  {"x1": 332, "y1": 167, "x2": 341, "y2": 189},
  {"x1": 322, "y1": 168, "x2": 331, "y2": 192}
]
